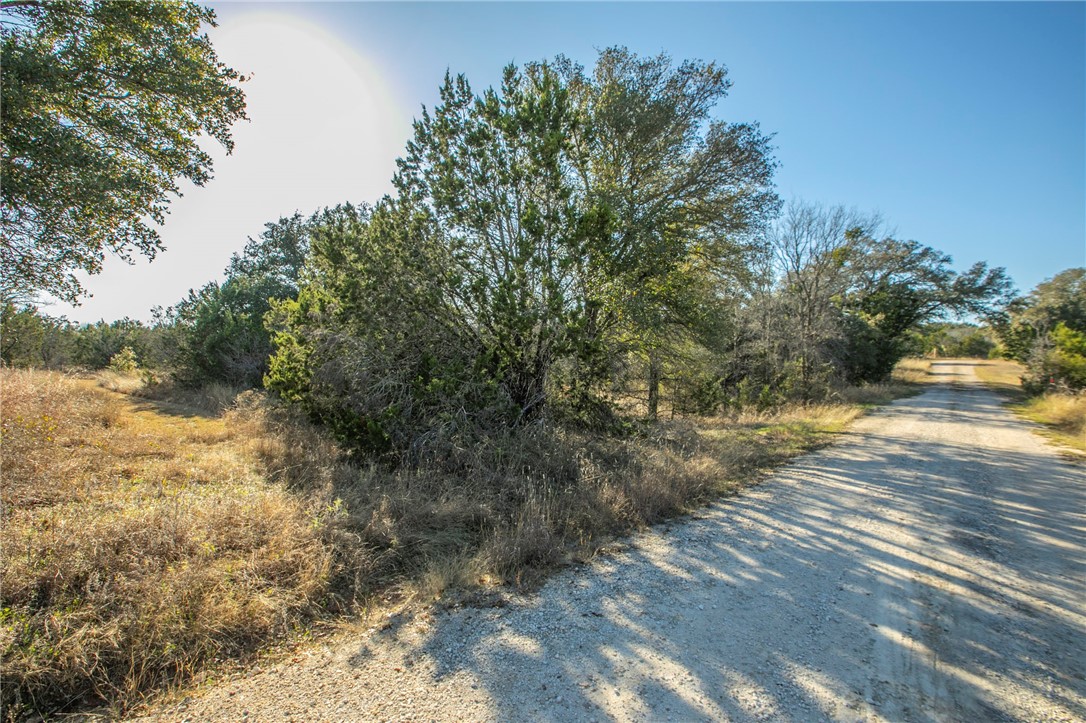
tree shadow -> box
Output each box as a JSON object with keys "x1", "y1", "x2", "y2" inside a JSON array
[{"x1": 340, "y1": 376, "x2": 1085, "y2": 721}]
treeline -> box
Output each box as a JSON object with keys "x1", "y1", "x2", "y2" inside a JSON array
[{"x1": 3, "y1": 48, "x2": 1080, "y2": 459}]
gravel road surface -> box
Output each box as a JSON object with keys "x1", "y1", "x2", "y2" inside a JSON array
[{"x1": 137, "y1": 361, "x2": 1085, "y2": 722}]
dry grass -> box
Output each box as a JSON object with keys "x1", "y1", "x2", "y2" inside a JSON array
[
  {"x1": 2, "y1": 364, "x2": 922, "y2": 718},
  {"x1": 0, "y1": 370, "x2": 337, "y2": 719},
  {"x1": 972, "y1": 358, "x2": 1028, "y2": 395},
  {"x1": 972, "y1": 359, "x2": 1085, "y2": 454},
  {"x1": 835, "y1": 357, "x2": 934, "y2": 406},
  {"x1": 1019, "y1": 395, "x2": 1086, "y2": 453},
  {"x1": 892, "y1": 357, "x2": 936, "y2": 385}
]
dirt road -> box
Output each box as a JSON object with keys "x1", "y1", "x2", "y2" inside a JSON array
[{"x1": 139, "y1": 361, "x2": 1085, "y2": 722}]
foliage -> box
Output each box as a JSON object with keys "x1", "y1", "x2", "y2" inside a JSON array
[
  {"x1": 71, "y1": 316, "x2": 151, "y2": 369},
  {"x1": 268, "y1": 48, "x2": 779, "y2": 452},
  {"x1": 0, "y1": 302, "x2": 76, "y2": 367},
  {"x1": 168, "y1": 211, "x2": 317, "y2": 387},
  {"x1": 1021, "y1": 322, "x2": 1086, "y2": 393},
  {"x1": 994, "y1": 269, "x2": 1086, "y2": 392},
  {"x1": 557, "y1": 49, "x2": 778, "y2": 415},
  {"x1": 1, "y1": 0, "x2": 247, "y2": 303},
  {"x1": 265, "y1": 200, "x2": 482, "y2": 454},
  {"x1": 910, "y1": 323, "x2": 996, "y2": 358},
  {"x1": 745, "y1": 201, "x2": 1012, "y2": 394},
  {"x1": 106, "y1": 344, "x2": 138, "y2": 374}
]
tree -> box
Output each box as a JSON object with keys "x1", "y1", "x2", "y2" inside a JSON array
[
  {"x1": 838, "y1": 236, "x2": 1013, "y2": 381},
  {"x1": 168, "y1": 211, "x2": 319, "y2": 387},
  {"x1": 559, "y1": 49, "x2": 778, "y2": 417},
  {"x1": 268, "y1": 48, "x2": 780, "y2": 454},
  {"x1": 993, "y1": 268, "x2": 1086, "y2": 391},
  {"x1": 767, "y1": 201, "x2": 879, "y2": 393},
  {"x1": 1, "y1": 0, "x2": 247, "y2": 303},
  {"x1": 72, "y1": 316, "x2": 151, "y2": 369},
  {"x1": 395, "y1": 62, "x2": 592, "y2": 421},
  {"x1": 994, "y1": 268, "x2": 1085, "y2": 362},
  {"x1": 749, "y1": 200, "x2": 1013, "y2": 395}
]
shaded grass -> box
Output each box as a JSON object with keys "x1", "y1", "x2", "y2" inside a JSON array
[
  {"x1": 973, "y1": 359, "x2": 1085, "y2": 454},
  {"x1": 2, "y1": 362, "x2": 925, "y2": 718}
]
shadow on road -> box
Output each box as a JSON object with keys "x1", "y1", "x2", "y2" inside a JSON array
[{"x1": 347, "y1": 369, "x2": 1085, "y2": 721}]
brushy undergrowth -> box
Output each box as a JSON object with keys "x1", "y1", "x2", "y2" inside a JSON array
[
  {"x1": 973, "y1": 359, "x2": 1086, "y2": 454},
  {"x1": 1, "y1": 364, "x2": 925, "y2": 719}
]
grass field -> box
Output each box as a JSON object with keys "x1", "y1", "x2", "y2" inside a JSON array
[
  {"x1": 1, "y1": 363, "x2": 930, "y2": 718},
  {"x1": 0, "y1": 370, "x2": 341, "y2": 719},
  {"x1": 973, "y1": 359, "x2": 1086, "y2": 454}
]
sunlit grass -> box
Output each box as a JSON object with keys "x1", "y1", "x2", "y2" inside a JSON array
[
  {"x1": 972, "y1": 358, "x2": 1085, "y2": 454},
  {"x1": 972, "y1": 358, "x2": 1027, "y2": 396},
  {"x1": 0, "y1": 369, "x2": 336, "y2": 718}
]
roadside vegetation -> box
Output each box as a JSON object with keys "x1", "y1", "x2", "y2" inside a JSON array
[
  {"x1": 977, "y1": 268, "x2": 1086, "y2": 455},
  {"x1": 1, "y1": 361, "x2": 927, "y2": 718},
  {"x1": 973, "y1": 359, "x2": 1086, "y2": 454},
  {"x1": 0, "y1": 2, "x2": 1054, "y2": 718}
]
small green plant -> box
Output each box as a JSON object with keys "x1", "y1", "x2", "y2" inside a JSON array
[{"x1": 107, "y1": 346, "x2": 139, "y2": 375}]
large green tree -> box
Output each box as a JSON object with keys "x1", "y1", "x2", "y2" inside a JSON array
[
  {"x1": 1, "y1": 0, "x2": 247, "y2": 303},
  {"x1": 558, "y1": 49, "x2": 778, "y2": 417},
  {"x1": 267, "y1": 48, "x2": 780, "y2": 453}
]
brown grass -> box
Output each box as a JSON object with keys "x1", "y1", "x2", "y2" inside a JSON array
[
  {"x1": 0, "y1": 370, "x2": 337, "y2": 719},
  {"x1": 971, "y1": 358, "x2": 1028, "y2": 396},
  {"x1": 2, "y1": 363, "x2": 922, "y2": 718}
]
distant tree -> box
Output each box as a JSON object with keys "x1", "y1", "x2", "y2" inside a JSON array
[
  {"x1": 0, "y1": 303, "x2": 82, "y2": 368},
  {"x1": 73, "y1": 317, "x2": 151, "y2": 369},
  {"x1": 838, "y1": 235, "x2": 1013, "y2": 381},
  {"x1": 912, "y1": 323, "x2": 995, "y2": 358},
  {"x1": 1, "y1": 0, "x2": 247, "y2": 303},
  {"x1": 747, "y1": 201, "x2": 1013, "y2": 395},
  {"x1": 169, "y1": 211, "x2": 319, "y2": 387}
]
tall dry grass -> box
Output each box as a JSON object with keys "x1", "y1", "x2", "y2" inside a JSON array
[
  {"x1": 0, "y1": 370, "x2": 338, "y2": 719},
  {"x1": 2, "y1": 362, "x2": 922, "y2": 718}
]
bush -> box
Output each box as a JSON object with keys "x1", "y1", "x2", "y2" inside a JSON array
[
  {"x1": 1022, "y1": 323, "x2": 1086, "y2": 394},
  {"x1": 107, "y1": 345, "x2": 139, "y2": 374}
]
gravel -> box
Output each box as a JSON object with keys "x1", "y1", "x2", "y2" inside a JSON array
[{"x1": 133, "y1": 362, "x2": 1085, "y2": 722}]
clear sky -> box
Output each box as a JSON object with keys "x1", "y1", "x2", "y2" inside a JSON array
[{"x1": 52, "y1": 1, "x2": 1085, "y2": 323}]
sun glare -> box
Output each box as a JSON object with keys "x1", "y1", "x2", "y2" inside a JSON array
[{"x1": 52, "y1": 11, "x2": 410, "y2": 322}]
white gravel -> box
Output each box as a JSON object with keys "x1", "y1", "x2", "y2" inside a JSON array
[{"x1": 134, "y1": 361, "x2": 1086, "y2": 722}]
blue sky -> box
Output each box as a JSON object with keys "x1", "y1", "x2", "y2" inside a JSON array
[{"x1": 56, "y1": 1, "x2": 1085, "y2": 323}]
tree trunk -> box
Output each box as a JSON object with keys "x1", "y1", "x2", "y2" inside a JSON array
[{"x1": 647, "y1": 351, "x2": 661, "y2": 421}]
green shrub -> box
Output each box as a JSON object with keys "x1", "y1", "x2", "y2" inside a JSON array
[{"x1": 107, "y1": 346, "x2": 139, "y2": 374}]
